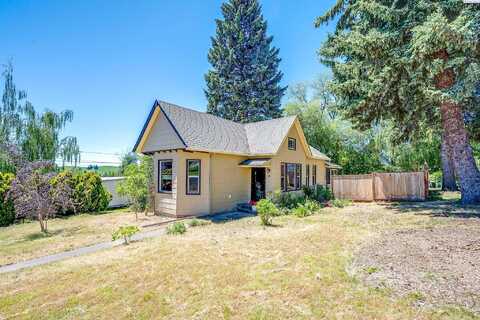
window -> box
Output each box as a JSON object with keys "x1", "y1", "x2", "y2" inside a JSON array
[
  {"x1": 158, "y1": 160, "x2": 173, "y2": 192},
  {"x1": 281, "y1": 162, "x2": 302, "y2": 191},
  {"x1": 286, "y1": 163, "x2": 296, "y2": 191},
  {"x1": 306, "y1": 164, "x2": 310, "y2": 187},
  {"x1": 296, "y1": 164, "x2": 302, "y2": 189},
  {"x1": 326, "y1": 168, "x2": 331, "y2": 185},
  {"x1": 313, "y1": 165, "x2": 317, "y2": 185},
  {"x1": 288, "y1": 137, "x2": 296, "y2": 150},
  {"x1": 186, "y1": 159, "x2": 201, "y2": 195}
]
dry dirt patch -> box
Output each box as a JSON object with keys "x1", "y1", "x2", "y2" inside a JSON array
[{"x1": 354, "y1": 219, "x2": 480, "y2": 313}]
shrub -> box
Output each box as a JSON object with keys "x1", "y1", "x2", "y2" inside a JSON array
[
  {"x1": 112, "y1": 225, "x2": 140, "y2": 245},
  {"x1": 304, "y1": 199, "x2": 322, "y2": 212},
  {"x1": 315, "y1": 185, "x2": 333, "y2": 202},
  {"x1": 293, "y1": 203, "x2": 310, "y2": 217},
  {"x1": 188, "y1": 218, "x2": 209, "y2": 227},
  {"x1": 329, "y1": 199, "x2": 352, "y2": 208},
  {"x1": 74, "y1": 171, "x2": 111, "y2": 213},
  {"x1": 167, "y1": 222, "x2": 187, "y2": 235},
  {"x1": 303, "y1": 185, "x2": 333, "y2": 203},
  {"x1": 0, "y1": 172, "x2": 15, "y2": 227},
  {"x1": 293, "y1": 199, "x2": 321, "y2": 217},
  {"x1": 271, "y1": 190, "x2": 305, "y2": 209},
  {"x1": 52, "y1": 171, "x2": 111, "y2": 214},
  {"x1": 256, "y1": 199, "x2": 279, "y2": 226}
]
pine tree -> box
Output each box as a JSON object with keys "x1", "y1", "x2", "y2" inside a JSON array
[
  {"x1": 205, "y1": 0, "x2": 286, "y2": 123},
  {"x1": 316, "y1": 0, "x2": 480, "y2": 204}
]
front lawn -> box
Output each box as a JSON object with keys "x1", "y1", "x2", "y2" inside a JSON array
[
  {"x1": 1, "y1": 202, "x2": 479, "y2": 319},
  {"x1": 0, "y1": 209, "x2": 171, "y2": 266}
]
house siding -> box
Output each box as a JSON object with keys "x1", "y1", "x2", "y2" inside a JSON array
[
  {"x1": 153, "y1": 152, "x2": 178, "y2": 216},
  {"x1": 267, "y1": 124, "x2": 326, "y2": 196},
  {"x1": 151, "y1": 121, "x2": 327, "y2": 217},
  {"x1": 210, "y1": 153, "x2": 251, "y2": 213},
  {"x1": 143, "y1": 110, "x2": 185, "y2": 153},
  {"x1": 175, "y1": 150, "x2": 211, "y2": 217}
]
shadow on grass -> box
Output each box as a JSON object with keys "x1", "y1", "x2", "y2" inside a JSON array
[
  {"x1": 201, "y1": 211, "x2": 256, "y2": 224},
  {"x1": 384, "y1": 200, "x2": 480, "y2": 219},
  {"x1": 23, "y1": 229, "x2": 63, "y2": 241}
]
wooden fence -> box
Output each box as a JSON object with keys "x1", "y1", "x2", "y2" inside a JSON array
[{"x1": 332, "y1": 171, "x2": 428, "y2": 201}]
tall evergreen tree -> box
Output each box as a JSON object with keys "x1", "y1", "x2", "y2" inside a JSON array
[
  {"x1": 316, "y1": 0, "x2": 480, "y2": 203},
  {"x1": 205, "y1": 0, "x2": 286, "y2": 123}
]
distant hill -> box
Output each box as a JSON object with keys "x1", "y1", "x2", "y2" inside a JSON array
[{"x1": 63, "y1": 165, "x2": 121, "y2": 177}]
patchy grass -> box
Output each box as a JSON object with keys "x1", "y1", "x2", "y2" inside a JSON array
[
  {"x1": 428, "y1": 190, "x2": 462, "y2": 201},
  {"x1": 0, "y1": 202, "x2": 479, "y2": 319},
  {"x1": 0, "y1": 208, "x2": 171, "y2": 266}
]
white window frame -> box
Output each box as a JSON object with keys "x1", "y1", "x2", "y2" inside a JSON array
[
  {"x1": 186, "y1": 159, "x2": 201, "y2": 195},
  {"x1": 158, "y1": 159, "x2": 173, "y2": 193}
]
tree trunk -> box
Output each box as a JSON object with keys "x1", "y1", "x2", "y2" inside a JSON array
[
  {"x1": 440, "y1": 132, "x2": 457, "y2": 191},
  {"x1": 435, "y1": 49, "x2": 480, "y2": 204},
  {"x1": 440, "y1": 102, "x2": 480, "y2": 203},
  {"x1": 38, "y1": 213, "x2": 46, "y2": 233}
]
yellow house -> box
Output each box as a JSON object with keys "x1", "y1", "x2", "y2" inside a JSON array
[{"x1": 134, "y1": 100, "x2": 337, "y2": 217}]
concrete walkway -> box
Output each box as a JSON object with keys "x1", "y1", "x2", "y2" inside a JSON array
[
  {"x1": 0, "y1": 211, "x2": 255, "y2": 274},
  {"x1": 0, "y1": 226, "x2": 168, "y2": 274}
]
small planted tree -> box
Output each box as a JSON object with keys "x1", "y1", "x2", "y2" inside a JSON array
[
  {"x1": 117, "y1": 157, "x2": 150, "y2": 220},
  {"x1": 8, "y1": 161, "x2": 73, "y2": 233},
  {"x1": 112, "y1": 225, "x2": 140, "y2": 245},
  {"x1": 256, "y1": 199, "x2": 279, "y2": 226}
]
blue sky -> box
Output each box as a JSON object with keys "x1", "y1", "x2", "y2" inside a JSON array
[{"x1": 0, "y1": 0, "x2": 336, "y2": 166}]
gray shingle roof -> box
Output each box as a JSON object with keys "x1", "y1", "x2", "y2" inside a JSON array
[
  {"x1": 309, "y1": 145, "x2": 330, "y2": 161},
  {"x1": 244, "y1": 116, "x2": 296, "y2": 154},
  {"x1": 159, "y1": 101, "x2": 249, "y2": 154},
  {"x1": 141, "y1": 100, "x2": 329, "y2": 160}
]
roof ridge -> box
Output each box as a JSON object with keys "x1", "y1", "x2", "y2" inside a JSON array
[
  {"x1": 243, "y1": 115, "x2": 297, "y2": 127},
  {"x1": 157, "y1": 99, "x2": 295, "y2": 127},
  {"x1": 156, "y1": 100, "x2": 243, "y2": 127}
]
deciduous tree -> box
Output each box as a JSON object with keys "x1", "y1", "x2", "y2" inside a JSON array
[{"x1": 8, "y1": 161, "x2": 73, "y2": 233}]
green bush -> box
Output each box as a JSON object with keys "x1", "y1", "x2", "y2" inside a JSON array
[
  {"x1": 429, "y1": 171, "x2": 442, "y2": 189},
  {"x1": 303, "y1": 185, "x2": 333, "y2": 202},
  {"x1": 112, "y1": 225, "x2": 140, "y2": 245},
  {"x1": 167, "y1": 222, "x2": 187, "y2": 235},
  {"x1": 304, "y1": 199, "x2": 322, "y2": 212},
  {"x1": 52, "y1": 171, "x2": 111, "y2": 214},
  {"x1": 293, "y1": 199, "x2": 321, "y2": 217},
  {"x1": 0, "y1": 172, "x2": 15, "y2": 227},
  {"x1": 256, "y1": 199, "x2": 279, "y2": 226},
  {"x1": 330, "y1": 199, "x2": 352, "y2": 208},
  {"x1": 188, "y1": 218, "x2": 209, "y2": 227},
  {"x1": 293, "y1": 203, "x2": 310, "y2": 217},
  {"x1": 271, "y1": 190, "x2": 305, "y2": 209}
]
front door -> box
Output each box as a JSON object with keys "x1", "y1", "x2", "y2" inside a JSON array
[{"x1": 251, "y1": 168, "x2": 266, "y2": 202}]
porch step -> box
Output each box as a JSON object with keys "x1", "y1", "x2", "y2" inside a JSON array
[{"x1": 236, "y1": 203, "x2": 256, "y2": 213}]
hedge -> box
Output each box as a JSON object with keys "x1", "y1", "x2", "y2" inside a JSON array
[
  {"x1": 51, "y1": 171, "x2": 111, "y2": 214},
  {"x1": 0, "y1": 172, "x2": 15, "y2": 227}
]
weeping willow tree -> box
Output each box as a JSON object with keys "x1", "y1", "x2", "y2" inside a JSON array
[{"x1": 0, "y1": 62, "x2": 80, "y2": 170}]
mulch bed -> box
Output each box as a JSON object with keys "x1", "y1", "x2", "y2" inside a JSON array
[{"x1": 353, "y1": 219, "x2": 480, "y2": 313}]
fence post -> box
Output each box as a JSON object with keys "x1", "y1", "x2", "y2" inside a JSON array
[
  {"x1": 423, "y1": 162, "x2": 429, "y2": 200},
  {"x1": 371, "y1": 172, "x2": 376, "y2": 201}
]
